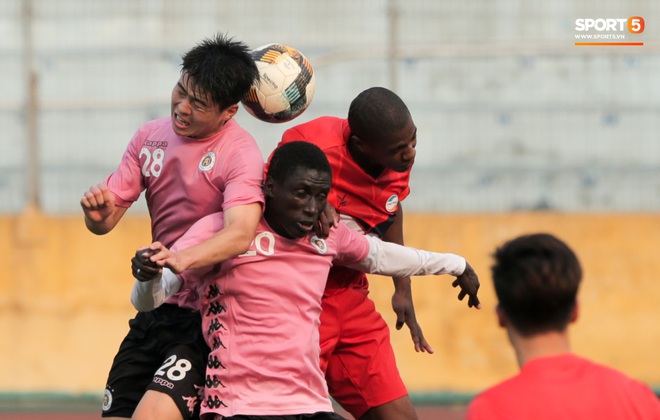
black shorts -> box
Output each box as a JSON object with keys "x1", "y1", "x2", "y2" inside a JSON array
[{"x1": 102, "y1": 304, "x2": 209, "y2": 419}]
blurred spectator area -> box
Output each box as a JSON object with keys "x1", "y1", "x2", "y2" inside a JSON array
[{"x1": 1, "y1": 0, "x2": 659, "y2": 214}]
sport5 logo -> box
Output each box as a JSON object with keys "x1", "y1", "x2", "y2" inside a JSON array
[{"x1": 575, "y1": 16, "x2": 645, "y2": 33}]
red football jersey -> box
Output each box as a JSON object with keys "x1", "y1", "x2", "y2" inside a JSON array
[
  {"x1": 467, "y1": 354, "x2": 660, "y2": 420},
  {"x1": 280, "y1": 116, "x2": 411, "y2": 292}
]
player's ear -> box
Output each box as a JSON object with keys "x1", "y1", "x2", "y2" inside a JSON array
[
  {"x1": 495, "y1": 304, "x2": 507, "y2": 328},
  {"x1": 223, "y1": 104, "x2": 239, "y2": 120},
  {"x1": 350, "y1": 134, "x2": 368, "y2": 154},
  {"x1": 569, "y1": 301, "x2": 579, "y2": 323},
  {"x1": 263, "y1": 176, "x2": 276, "y2": 198}
]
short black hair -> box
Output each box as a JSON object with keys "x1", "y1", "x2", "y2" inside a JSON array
[
  {"x1": 268, "y1": 141, "x2": 331, "y2": 184},
  {"x1": 492, "y1": 233, "x2": 582, "y2": 337},
  {"x1": 347, "y1": 87, "x2": 411, "y2": 144},
  {"x1": 181, "y1": 33, "x2": 259, "y2": 110}
]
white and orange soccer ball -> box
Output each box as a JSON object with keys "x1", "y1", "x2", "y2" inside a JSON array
[{"x1": 241, "y1": 43, "x2": 316, "y2": 123}]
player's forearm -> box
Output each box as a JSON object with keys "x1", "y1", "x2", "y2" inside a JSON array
[
  {"x1": 84, "y1": 217, "x2": 113, "y2": 235},
  {"x1": 83, "y1": 207, "x2": 125, "y2": 235},
  {"x1": 351, "y1": 235, "x2": 466, "y2": 278},
  {"x1": 130, "y1": 269, "x2": 181, "y2": 311},
  {"x1": 85, "y1": 216, "x2": 117, "y2": 235},
  {"x1": 392, "y1": 275, "x2": 413, "y2": 294},
  {"x1": 175, "y1": 227, "x2": 254, "y2": 270}
]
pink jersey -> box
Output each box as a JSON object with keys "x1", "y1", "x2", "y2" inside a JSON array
[
  {"x1": 106, "y1": 117, "x2": 264, "y2": 249},
  {"x1": 106, "y1": 117, "x2": 264, "y2": 308},
  {"x1": 179, "y1": 215, "x2": 370, "y2": 417},
  {"x1": 467, "y1": 353, "x2": 660, "y2": 420}
]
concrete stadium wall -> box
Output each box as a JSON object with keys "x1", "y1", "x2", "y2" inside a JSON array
[{"x1": 1, "y1": 210, "x2": 659, "y2": 395}]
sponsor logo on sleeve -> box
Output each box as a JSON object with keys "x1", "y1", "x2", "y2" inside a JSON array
[{"x1": 385, "y1": 195, "x2": 399, "y2": 213}]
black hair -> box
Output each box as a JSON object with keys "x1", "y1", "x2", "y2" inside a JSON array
[
  {"x1": 492, "y1": 233, "x2": 582, "y2": 337},
  {"x1": 181, "y1": 33, "x2": 259, "y2": 110},
  {"x1": 347, "y1": 87, "x2": 411, "y2": 144},
  {"x1": 268, "y1": 141, "x2": 331, "y2": 183}
]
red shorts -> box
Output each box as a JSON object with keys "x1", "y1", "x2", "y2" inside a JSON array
[{"x1": 319, "y1": 289, "x2": 408, "y2": 419}]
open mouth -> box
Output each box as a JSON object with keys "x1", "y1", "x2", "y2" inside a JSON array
[
  {"x1": 298, "y1": 220, "x2": 314, "y2": 232},
  {"x1": 173, "y1": 113, "x2": 190, "y2": 128}
]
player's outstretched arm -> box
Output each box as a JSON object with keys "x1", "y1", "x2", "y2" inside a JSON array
[
  {"x1": 80, "y1": 183, "x2": 127, "y2": 234},
  {"x1": 451, "y1": 262, "x2": 481, "y2": 309},
  {"x1": 382, "y1": 204, "x2": 434, "y2": 353},
  {"x1": 390, "y1": 275, "x2": 434, "y2": 353},
  {"x1": 348, "y1": 235, "x2": 481, "y2": 309}
]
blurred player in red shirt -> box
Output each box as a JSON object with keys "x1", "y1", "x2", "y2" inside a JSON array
[{"x1": 467, "y1": 233, "x2": 660, "y2": 420}]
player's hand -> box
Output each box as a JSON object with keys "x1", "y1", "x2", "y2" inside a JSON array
[
  {"x1": 452, "y1": 262, "x2": 481, "y2": 309},
  {"x1": 132, "y1": 247, "x2": 161, "y2": 282},
  {"x1": 147, "y1": 242, "x2": 187, "y2": 274},
  {"x1": 314, "y1": 203, "x2": 339, "y2": 239},
  {"x1": 80, "y1": 183, "x2": 115, "y2": 223},
  {"x1": 392, "y1": 281, "x2": 434, "y2": 354}
]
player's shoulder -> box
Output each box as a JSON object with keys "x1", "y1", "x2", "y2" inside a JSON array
[
  {"x1": 138, "y1": 116, "x2": 171, "y2": 132},
  {"x1": 129, "y1": 117, "x2": 170, "y2": 141},
  {"x1": 127, "y1": 117, "x2": 172, "y2": 146},
  {"x1": 330, "y1": 221, "x2": 368, "y2": 245},
  {"x1": 465, "y1": 374, "x2": 523, "y2": 420},
  {"x1": 294, "y1": 115, "x2": 343, "y2": 128},
  {"x1": 214, "y1": 119, "x2": 261, "y2": 156},
  {"x1": 285, "y1": 116, "x2": 345, "y2": 136},
  {"x1": 582, "y1": 356, "x2": 656, "y2": 389},
  {"x1": 217, "y1": 119, "x2": 257, "y2": 144},
  {"x1": 283, "y1": 117, "x2": 348, "y2": 153},
  {"x1": 310, "y1": 115, "x2": 344, "y2": 126},
  {"x1": 221, "y1": 118, "x2": 249, "y2": 134}
]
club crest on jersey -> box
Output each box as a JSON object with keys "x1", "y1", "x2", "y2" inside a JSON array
[
  {"x1": 385, "y1": 195, "x2": 399, "y2": 213},
  {"x1": 199, "y1": 152, "x2": 216, "y2": 171},
  {"x1": 102, "y1": 388, "x2": 113, "y2": 411},
  {"x1": 310, "y1": 236, "x2": 327, "y2": 254}
]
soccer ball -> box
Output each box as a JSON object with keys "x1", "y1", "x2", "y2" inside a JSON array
[{"x1": 241, "y1": 43, "x2": 316, "y2": 123}]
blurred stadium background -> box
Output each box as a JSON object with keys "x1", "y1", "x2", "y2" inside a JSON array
[{"x1": 1, "y1": 0, "x2": 659, "y2": 417}]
